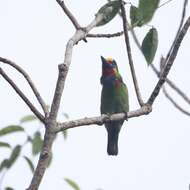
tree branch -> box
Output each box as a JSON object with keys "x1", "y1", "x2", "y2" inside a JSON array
[
  {"x1": 56, "y1": 104, "x2": 152, "y2": 132},
  {"x1": 0, "y1": 68, "x2": 45, "y2": 123},
  {"x1": 0, "y1": 57, "x2": 49, "y2": 116},
  {"x1": 165, "y1": 0, "x2": 188, "y2": 62},
  {"x1": 26, "y1": 129, "x2": 56, "y2": 190},
  {"x1": 56, "y1": 0, "x2": 81, "y2": 29},
  {"x1": 151, "y1": 64, "x2": 190, "y2": 105},
  {"x1": 147, "y1": 16, "x2": 190, "y2": 105},
  {"x1": 129, "y1": 19, "x2": 190, "y2": 109},
  {"x1": 27, "y1": 10, "x2": 104, "y2": 190},
  {"x1": 120, "y1": 1, "x2": 144, "y2": 107},
  {"x1": 49, "y1": 64, "x2": 68, "y2": 121},
  {"x1": 87, "y1": 31, "x2": 124, "y2": 38},
  {"x1": 162, "y1": 85, "x2": 190, "y2": 116}
]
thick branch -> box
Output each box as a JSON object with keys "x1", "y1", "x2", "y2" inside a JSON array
[
  {"x1": 56, "y1": 104, "x2": 152, "y2": 132},
  {"x1": 0, "y1": 68, "x2": 45, "y2": 123},
  {"x1": 56, "y1": 0, "x2": 81, "y2": 29},
  {"x1": 26, "y1": 129, "x2": 56, "y2": 190},
  {"x1": 49, "y1": 64, "x2": 69, "y2": 121},
  {"x1": 120, "y1": 1, "x2": 144, "y2": 107},
  {"x1": 148, "y1": 16, "x2": 190, "y2": 105},
  {"x1": 0, "y1": 57, "x2": 49, "y2": 116}
]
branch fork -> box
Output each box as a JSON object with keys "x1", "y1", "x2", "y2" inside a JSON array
[{"x1": 0, "y1": 1, "x2": 189, "y2": 190}]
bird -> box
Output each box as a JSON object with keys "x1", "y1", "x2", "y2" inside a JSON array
[{"x1": 100, "y1": 56, "x2": 129, "y2": 155}]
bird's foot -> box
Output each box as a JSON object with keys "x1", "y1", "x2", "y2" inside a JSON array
[{"x1": 123, "y1": 111, "x2": 128, "y2": 121}]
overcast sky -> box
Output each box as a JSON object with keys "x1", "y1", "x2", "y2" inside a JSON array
[{"x1": 1, "y1": 0, "x2": 190, "y2": 190}]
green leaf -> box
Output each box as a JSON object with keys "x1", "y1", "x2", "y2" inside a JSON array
[
  {"x1": 0, "y1": 159, "x2": 10, "y2": 171},
  {"x1": 0, "y1": 145, "x2": 21, "y2": 171},
  {"x1": 20, "y1": 115, "x2": 37, "y2": 124},
  {"x1": 137, "y1": 0, "x2": 160, "y2": 26},
  {"x1": 32, "y1": 131, "x2": 43, "y2": 155},
  {"x1": 0, "y1": 125, "x2": 24, "y2": 137},
  {"x1": 141, "y1": 28, "x2": 158, "y2": 65},
  {"x1": 64, "y1": 178, "x2": 80, "y2": 190},
  {"x1": 0, "y1": 141, "x2": 11, "y2": 148},
  {"x1": 5, "y1": 187, "x2": 14, "y2": 190},
  {"x1": 23, "y1": 156, "x2": 35, "y2": 173},
  {"x1": 7, "y1": 145, "x2": 21, "y2": 168},
  {"x1": 96, "y1": 1, "x2": 121, "y2": 26},
  {"x1": 130, "y1": 5, "x2": 141, "y2": 27}
]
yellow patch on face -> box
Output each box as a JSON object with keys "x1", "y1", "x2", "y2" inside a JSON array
[{"x1": 106, "y1": 57, "x2": 113, "y2": 63}]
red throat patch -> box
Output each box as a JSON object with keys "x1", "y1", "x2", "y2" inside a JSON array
[{"x1": 103, "y1": 68, "x2": 116, "y2": 76}]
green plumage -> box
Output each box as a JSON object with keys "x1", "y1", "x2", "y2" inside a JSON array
[{"x1": 100, "y1": 56, "x2": 129, "y2": 155}]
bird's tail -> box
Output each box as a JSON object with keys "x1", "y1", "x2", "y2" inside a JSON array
[
  {"x1": 107, "y1": 132, "x2": 119, "y2": 155},
  {"x1": 106, "y1": 121, "x2": 123, "y2": 156}
]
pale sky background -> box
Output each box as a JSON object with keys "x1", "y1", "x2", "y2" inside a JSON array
[{"x1": 0, "y1": 0, "x2": 190, "y2": 190}]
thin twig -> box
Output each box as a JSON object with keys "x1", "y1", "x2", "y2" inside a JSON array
[
  {"x1": 151, "y1": 64, "x2": 190, "y2": 105},
  {"x1": 0, "y1": 68, "x2": 45, "y2": 123},
  {"x1": 165, "y1": 0, "x2": 188, "y2": 62},
  {"x1": 160, "y1": 57, "x2": 190, "y2": 116},
  {"x1": 120, "y1": 1, "x2": 144, "y2": 106},
  {"x1": 158, "y1": 0, "x2": 174, "y2": 8},
  {"x1": 148, "y1": 16, "x2": 190, "y2": 105},
  {"x1": 87, "y1": 31, "x2": 124, "y2": 38},
  {"x1": 56, "y1": 0, "x2": 81, "y2": 29},
  {"x1": 56, "y1": 104, "x2": 152, "y2": 132},
  {"x1": 162, "y1": 86, "x2": 190, "y2": 116},
  {"x1": 0, "y1": 57, "x2": 49, "y2": 116}
]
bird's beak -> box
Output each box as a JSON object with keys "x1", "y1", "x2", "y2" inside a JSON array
[{"x1": 101, "y1": 56, "x2": 106, "y2": 64}]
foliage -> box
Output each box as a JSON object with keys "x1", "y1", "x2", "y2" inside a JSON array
[
  {"x1": 64, "y1": 178, "x2": 81, "y2": 190},
  {"x1": 96, "y1": 1, "x2": 121, "y2": 26},
  {"x1": 141, "y1": 28, "x2": 158, "y2": 65},
  {"x1": 130, "y1": 0, "x2": 160, "y2": 27},
  {"x1": 0, "y1": 113, "x2": 68, "y2": 189}
]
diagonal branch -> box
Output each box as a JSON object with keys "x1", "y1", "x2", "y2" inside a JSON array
[
  {"x1": 56, "y1": 0, "x2": 81, "y2": 29},
  {"x1": 120, "y1": 1, "x2": 144, "y2": 107},
  {"x1": 151, "y1": 64, "x2": 190, "y2": 105},
  {"x1": 128, "y1": 14, "x2": 190, "y2": 109},
  {"x1": 0, "y1": 67, "x2": 45, "y2": 123},
  {"x1": 160, "y1": 56, "x2": 190, "y2": 116},
  {"x1": 147, "y1": 16, "x2": 190, "y2": 105},
  {"x1": 162, "y1": 85, "x2": 190, "y2": 116},
  {"x1": 26, "y1": 128, "x2": 55, "y2": 190},
  {"x1": 0, "y1": 57, "x2": 49, "y2": 116},
  {"x1": 165, "y1": 0, "x2": 188, "y2": 62}
]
